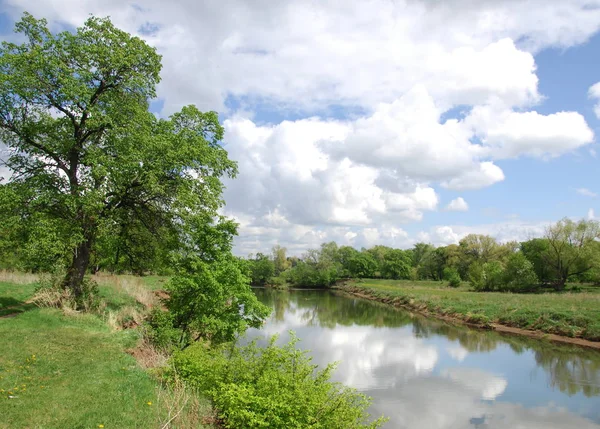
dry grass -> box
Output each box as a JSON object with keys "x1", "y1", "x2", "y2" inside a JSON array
[
  {"x1": 93, "y1": 273, "x2": 159, "y2": 309},
  {"x1": 106, "y1": 305, "x2": 146, "y2": 331},
  {"x1": 0, "y1": 270, "x2": 40, "y2": 285},
  {"x1": 129, "y1": 336, "x2": 170, "y2": 370},
  {"x1": 29, "y1": 286, "x2": 77, "y2": 311},
  {"x1": 155, "y1": 376, "x2": 217, "y2": 429}
]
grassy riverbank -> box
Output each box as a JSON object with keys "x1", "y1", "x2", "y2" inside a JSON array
[
  {"x1": 340, "y1": 279, "x2": 600, "y2": 342},
  {"x1": 0, "y1": 273, "x2": 213, "y2": 429}
]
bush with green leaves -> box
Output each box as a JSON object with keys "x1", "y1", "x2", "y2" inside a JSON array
[
  {"x1": 144, "y1": 309, "x2": 189, "y2": 352},
  {"x1": 501, "y1": 252, "x2": 539, "y2": 292},
  {"x1": 468, "y1": 261, "x2": 504, "y2": 291},
  {"x1": 171, "y1": 335, "x2": 388, "y2": 429},
  {"x1": 444, "y1": 267, "x2": 461, "y2": 288},
  {"x1": 165, "y1": 256, "x2": 271, "y2": 345},
  {"x1": 287, "y1": 261, "x2": 340, "y2": 287}
]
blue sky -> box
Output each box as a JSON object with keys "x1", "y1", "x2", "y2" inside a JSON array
[{"x1": 1, "y1": 0, "x2": 600, "y2": 254}]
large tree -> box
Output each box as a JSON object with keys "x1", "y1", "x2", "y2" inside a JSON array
[{"x1": 0, "y1": 14, "x2": 236, "y2": 301}]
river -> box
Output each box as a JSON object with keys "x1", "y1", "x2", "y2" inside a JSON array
[{"x1": 246, "y1": 288, "x2": 600, "y2": 429}]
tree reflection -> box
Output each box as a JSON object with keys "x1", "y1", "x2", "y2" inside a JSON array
[{"x1": 254, "y1": 288, "x2": 600, "y2": 398}]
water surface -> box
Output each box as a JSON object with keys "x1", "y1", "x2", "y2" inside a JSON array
[{"x1": 247, "y1": 288, "x2": 600, "y2": 429}]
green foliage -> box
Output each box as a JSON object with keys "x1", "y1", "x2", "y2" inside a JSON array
[
  {"x1": 0, "y1": 13, "x2": 237, "y2": 300},
  {"x1": 468, "y1": 261, "x2": 504, "y2": 291},
  {"x1": 272, "y1": 245, "x2": 290, "y2": 275},
  {"x1": 543, "y1": 218, "x2": 600, "y2": 289},
  {"x1": 380, "y1": 249, "x2": 412, "y2": 280},
  {"x1": 247, "y1": 253, "x2": 275, "y2": 286},
  {"x1": 165, "y1": 257, "x2": 271, "y2": 345},
  {"x1": 444, "y1": 267, "x2": 461, "y2": 288},
  {"x1": 171, "y1": 335, "x2": 387, "y2": 429},
  {"x1": 502, "y1": 252, "x2": 539, "y2": 292},
  {"x1": 145, "y1": 309, "x2": 189, "y2": 352},
  {"x1": 346, "y1": 252, "x2": 378, "y2": 278},
  {"x1": 521, "y1": 238, "x2": 555, "y2": 284},
  {"x1": 287, "y1": 260, "x2": 339, "y2": 287}
]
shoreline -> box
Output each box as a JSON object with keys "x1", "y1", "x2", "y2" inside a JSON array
[{"x1": 335, "y1": 285, "x2": 600, "y2": 350}]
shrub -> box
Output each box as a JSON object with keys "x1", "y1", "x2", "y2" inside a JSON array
[
  {"x1": 166, "y1": 257, "x2": 271, "y2": 345},
  {"x1": 502, "y1": 252, "x2": 539, "y2": 292},
  {"x1": 443, "y1": 267, "x2": 461, "y2": 287},
  {"x1": 171, "y1": 335, "x2": 388, "y2": 429},
  {"x1": 145, "y1": 309, "x2": 189, "y2": 352},
  {"x1": 469, "y1": 261, "x2": 504, "y2": 291}
]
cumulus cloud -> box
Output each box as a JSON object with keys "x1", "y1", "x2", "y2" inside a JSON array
[
  {"x1": 3, "y1": 0, "x2": 599, "y2": 114},
  {"x1": 577, "y1": 188, "x2": 597, "y2": 197},
  {"x1": 445, "y1": 197, "x2": 469, "y2": 212},
  {"x1": 589, "y1": 82, "x2": 600, "y2": 119},
  {"x1": 418, "y1": 220, "x2": 550, "y2": 246},
  {"x1": 1, "y1": 0, "x2": 598, "y2": 254},
  {"x1": 466, "y1": 105, "x2": 594, "y2": 159}
]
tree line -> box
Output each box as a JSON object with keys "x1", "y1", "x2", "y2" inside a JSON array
[{"x1": 243, "y1": 218, "x2": 600, "y2": 292}]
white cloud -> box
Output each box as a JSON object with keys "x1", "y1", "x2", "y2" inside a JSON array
[
  {"x1": 441, "y1": 161, "x2": 505, "y2": 191},
  {"x1": 589, "y1": 81, "x2": 600, "y2": 119},
  {"x1": 3, "y1": 0, "x2": 600, "y2": 115},
  {"x1": 445, "y1": 197, "x2": 469, "y2": 212},
  {"x1": 418, "y1": 220, "x2": 550, "y2": 247},
  {"x1": 466, "y1": 105, "x2": 595, "y2": 159},
  {"x1": 576, "y1": 188, "x2": 597, "y2": 197},
  {"x1": 2, "y1": 0, "x2": 599, "y2": 255}
]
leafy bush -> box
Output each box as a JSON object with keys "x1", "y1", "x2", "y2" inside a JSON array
[
  {"x1": 444, "y1": 267, "x2": 461, "y2": 288},
  {"x1": 469, "y1": 261, "x2": 504, "y2": 291},
  {"x1": 502, "y1": 252, "x2": 539, "y2": 292},
  {"x1": 145, "y1": 309, "x2": 188, "y2": 352},
  {"x1": 171, "y1": 335, "x2": 387, "y2": 429},
  {"x1": 165, "y1": 257, "x2": 271, "y2": 345},
  {"x1": 287, "y1": 261, "x2": 340, "y2": 287}
]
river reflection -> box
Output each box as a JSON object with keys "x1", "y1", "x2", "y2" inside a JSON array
[{"x1": 246, "y1": 288, "x2": 600, "y2": 428}]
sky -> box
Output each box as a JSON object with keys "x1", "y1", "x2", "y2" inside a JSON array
[{"x1": 1, "y1": 0, "x2": 599, "y2": 256}]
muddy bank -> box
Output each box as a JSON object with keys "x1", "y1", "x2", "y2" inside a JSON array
[{"x1": 336, "y1": 286, "x2": 600, "y2": 350}]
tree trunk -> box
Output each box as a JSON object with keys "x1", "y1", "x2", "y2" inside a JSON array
[{"x1": 63, "y1": 235, "x2": 94, "y2": 301}]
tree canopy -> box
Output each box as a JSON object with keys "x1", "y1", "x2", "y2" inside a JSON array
[{"x1": 0, "y1": 14, "x2": 236, "y2": 301}]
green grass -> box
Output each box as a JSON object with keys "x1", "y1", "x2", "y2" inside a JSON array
[
  {"x1": 344, "y1": 279, "x2": 600, "y2": 341},
  {"x1": 0, "y1": 275, "x2": 213, "y2": 429},
  {"x1": 0, "y1": 281, "x2": 36, "y2": 317}
]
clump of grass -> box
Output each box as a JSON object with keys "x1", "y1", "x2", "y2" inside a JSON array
[
  {"x1": 106, "y1": 305, "x2": 146, "y2": 331},
  {"x1": 155, "y1": 375, "x2": 216, "y2": 429}
]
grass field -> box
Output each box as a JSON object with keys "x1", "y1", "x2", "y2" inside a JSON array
[
  {"x1": 343, "y1": 279, "x2": 600, "y2": 341},
  {"x1": 0, "y1": 272, "x2": 212, "y2": 429}
]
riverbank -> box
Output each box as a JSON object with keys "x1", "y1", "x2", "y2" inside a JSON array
[
  {"x1": 0, "y1": 274, "x2": 215, "y2": 428},
  {"x1": 337, "y1": 279, "x2": 600, "y2": 348}
]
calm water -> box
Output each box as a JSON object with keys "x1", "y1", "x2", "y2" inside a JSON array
[{"x1": 246, "y1": 288, "x2": 600, "y2": 429}]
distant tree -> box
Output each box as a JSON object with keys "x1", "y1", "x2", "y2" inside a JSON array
[
  {"x1": 459, "y1": 234, "x2": 502, "y2": 264},
  {"x1": 247, "y1": 253, "x2": 275, "y2": 285},
  {"x1": 411, "y1": 243, "x2": 434, "y2": 267},
  {"x1": 381, "y1": 249, "x2": 412, "y2": 280},
  {"x1": 271, "y1": 245, "x2": 290, "y2": 275},
  {"x1": 346, "y1": 252, "x2": 378, "y2": 278},
  {"x1": 520, "y1": 238, "x2": 555, "y2": 284},
  {"x1": 502, "y1": 252, "x2": 538, "y2": 292},
  {"x1": 543, "y1": 218, "x2": 600, "y2": 290}
]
